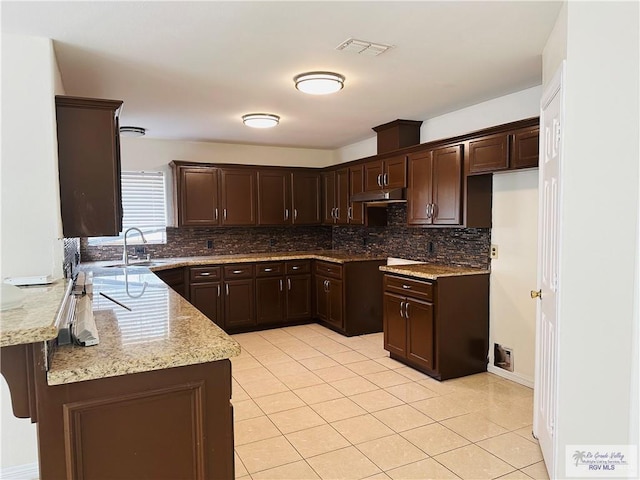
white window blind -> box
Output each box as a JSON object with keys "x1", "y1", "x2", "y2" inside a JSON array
[{"x1": 88, "y1": 171, "x2": 167, "y2": 245}]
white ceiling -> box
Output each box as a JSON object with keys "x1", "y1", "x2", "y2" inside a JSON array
[{"x1": 2, "y1": 1, "x2": 562, "y2": 149}]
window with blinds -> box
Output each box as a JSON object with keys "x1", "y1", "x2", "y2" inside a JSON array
[{"x1": 88, "y1": 171, "x2": 167, "y2": 245}]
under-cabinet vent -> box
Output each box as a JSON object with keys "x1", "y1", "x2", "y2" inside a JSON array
[{"x1": 336, "y1": 38, "x2": 393, "y2": 56}]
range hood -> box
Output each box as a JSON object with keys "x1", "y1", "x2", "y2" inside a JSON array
[{"x1": 350, "y1": 187, "x2": 406, "y2": 203}]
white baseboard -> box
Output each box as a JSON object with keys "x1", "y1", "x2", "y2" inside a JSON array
[
  {"x1": 0, "y1": 462, "x2": 39, "y2": 480},
  {"x1": 487, "y1": 365, "x2": 535, "y2": 388}
]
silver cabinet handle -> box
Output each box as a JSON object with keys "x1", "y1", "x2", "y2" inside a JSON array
[
  {"x1": 431, "y1": 203, "x2": 437, "y2": 219},
  {"x1": 426, "y1": 204, "x2": 432, "y2": 219},
  {"x1": 285, "y1": 209, "x2": 289, "y2": 220},
  {"x1": 264, "y1": 268, "x2": 273, "y2": 272},
  {"x1": 400, "y1": 301, "x2": 405, "y2": 318},
  {"x1": 223, "y1": 208, "x2": 228, "y2": 220},
  {"x1": 405, "y1": 302, "x2": 410, "y2": 319},
  {"x1": 294, "y1": 209, "x2": 298, "y2": 220},
  {"x1": 280, "y1": 279, "x2": 283, "y2": 291},
  {"x1": 347, "y1": 206, "x2": 353, "y2": 220},
  {"x1": 215, "y1": 208, "x2": 218, "y2": 221},
  {"x1": 383, "y1": 173, "x2": 389, "y2": 186},
  {"x1": 291, "y1": 266, "x2": 300, "y2": 270},
  {"x1": 200, "y1": 272, "x2": 211, "y2": 277},
  {"x1": 330, "y1": 207, "x2": 335, "y2": 219},
  {"x1": 402, "y1": 284, "x2": 411, "y2": 289},
  {"x1": 287, "y1": 278, "x2": 291, "y2": 290},
  {"x1": 225, "y1": 284, "x2": 229, "y2": 295},
  {"x1": 377, "y1": 173, "x2": 382, "y2": 187},
  {"x1": 232, "y1": 270, "x2": 243, "y2": 274},
  {"x1": 217, "y1": 285, "x2": 221, "y2": 297}
]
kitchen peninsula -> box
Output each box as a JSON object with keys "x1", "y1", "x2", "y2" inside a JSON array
[{"x1": 0, "y1": 266, "x2": 240, "y2": 480}]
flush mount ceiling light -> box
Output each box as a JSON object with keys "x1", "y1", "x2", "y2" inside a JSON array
[
  {"x1": 119, "y1": 126, "x2": 146, "y2": 137},
  {"x1": 294, "y1": 71, "x2": 345, "y2": 95},
  {"x1": 242, "y1": 113, "x2": 280, "y2": 128}
]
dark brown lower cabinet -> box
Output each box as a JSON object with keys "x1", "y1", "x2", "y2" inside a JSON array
[
  {"x1": 383, "y1": 273, "x2": 489, "y2": 380},
  {"x1": 190, "y1": 282, "x2": 222, "y2": 327},
  {"x1": 256, "y1": 276, "x2": 285, "y2": 325},
  {"x1": 0, "y1": 344, "x2": 234, "y2": 480},
  {"x1": 154, "y1": 267, "x2": 188, "y2": 300},
  {"x1": 224, "y1": 279, "x2": 255, "y2": 329},
  {"x1": 286, "y1": 274, "x2": 312, "y2": 320},
  {"x1": 315, "y1": 275, "x2": 344, "y2": 330}
]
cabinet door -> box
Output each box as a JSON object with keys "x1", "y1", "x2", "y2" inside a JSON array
[
  {"x1": 220, "y1": 169, "x2": 256, "y2": 225},
  {"x1": 178, "y1": 167, "x2": 220, "y2": 226},
  {"x1": 383, "y1": 292, "x2": 407, "y2": 357},
  {"x1": 321, "y1": 172, "x2": 336, "y2": 225},
  {"x1": 256, "y1": 277, "x2": 285, "y2": 325},
  {"x1": 468, "y1": 133, "x2": 509, "y2": 174},
  {"x1": 189, "y1": 282, "x2": 222, "y2": 327},
  {"x1": 431, "y1": 145, "x2": 462, "y2": 225},
  {"x1": 407, "y1": 150, "x2": 433, "y2": 225},
  {"x1": 348, "y1": 165, "x2": 364, "y2": 225},
  {"x1": 383, "y1": 156, "x2": 407, "y2": 189},
  {"x1": 364, "y1": 160, "x2": 384, "y2": 192},
  {"x1": 291, "y1": 171, "x2": 321, "y2": 225},
  {"x1": 327, "y1": 278, "x2": 344, "y2": 329},
  {"x1": 314, "y1": 275, "x2": 329, "y2": 321},
  {"x1": 406, "y1": 298, "x2": 434, "y2": 370},
  {"x1": 257, "y1": 170, "x2": 290, "y2": 225},
  {"x1": 511, "y1": 127, "x2": 540, "y2": 169},
  {"x1": 56, "y1": 96, "x2": 123, "y2": 237},
  {"x1": 335, "y1": 168, "x2": 350, "y2": 224},
  {"x1": 224, "y1": 279, "x2": 255, "y2": 328},
  {"x1": 286, "y1": 274, "x2": 312, "y2": 321}
]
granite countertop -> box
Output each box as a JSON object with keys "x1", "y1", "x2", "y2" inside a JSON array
[
  {"x1": 379, "y1": 263, "x2": 490, "y2": 280},
  {"x1": 0, "y1": 279, "x2": 69, "y2": 347},
  {"x1": 47, "y1": 268, "x2": 240, "y2": 385}
]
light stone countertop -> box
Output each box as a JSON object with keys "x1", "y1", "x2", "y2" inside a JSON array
[
  {"x1": 379, "y1": 263, "x2": 490, "y2": 280},
  {"x1": 47, "y1": 267, "x2": 240, "y2": 385},
  {"x1": 0, "y1": 279, "x2": 69, "y2": 347}
]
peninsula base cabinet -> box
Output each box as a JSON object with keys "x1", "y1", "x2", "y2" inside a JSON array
[
  {"x1": 314, "y1": 260, "x2": 386, "y2": 336},
  {"x1": 0, "y1": 344, "x2": 234, "y2": 480},
  {"x1": 383, "y1": 273, "x2": 489, "y2": 380}
]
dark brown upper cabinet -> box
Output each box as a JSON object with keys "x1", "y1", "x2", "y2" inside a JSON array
[
  {"x1": 257, "y1": 170, "x2": 290, "y2": 225},
  {"x1": 364, "y1": 155, "x2": 407, "y2": 192},
  {"x1": 322, "y1": 169, "x2": 349, "y2": 225},
  {"x1": 55, "y1": 96, "x2": 123, "y2": 237},
  {"x1": 468, "y1": 125, "x2": 539, "y2": 174},
  {"x1": 173, "y1": 163, "x2": 220, "y2": 227},
  {"x1": 348, "y1": 165, "x2": 365, "y2": 225},
  {"x1": 291, "y1": 171, "x2": 321, "y2": 225},
  {"x1": 407, "y1": 145, "x2": 462, "y2": 226},
  {"x1": 220, "y1": 168, "x2": 256, "y2": 225}
]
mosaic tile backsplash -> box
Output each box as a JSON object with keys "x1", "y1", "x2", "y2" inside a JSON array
[{"x1": 81, "y1": 204, "x2": 490, "y2": 269}]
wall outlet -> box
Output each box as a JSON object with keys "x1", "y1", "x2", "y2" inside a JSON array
[
  {"x1": 206, "y1": 240, "x2": 213, "y2": 249},
  {"x1": 428, "y1": 241, "x2": 435, "y2": 254},
  {"x1": 269, "y1": 238, "x2": 276, "y2": 247},
  {"x1": 490, "y1": 244, "x2": 499, "y2": 259},
  {"x1": 494, "y1": 343, "x2": 513, "y2": 372}
]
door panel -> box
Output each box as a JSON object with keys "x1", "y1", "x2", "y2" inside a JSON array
[
  {"x1": 327, "y1": 279, "x2": 344, "y2": 329},
  {"x1": 286, "y1": 275, "x2": 312, "y2": 321},
  {"x1": 314, "y1": 275, "x2": 328, "y2": 321},
  {"x1": 291, "y1": 172, "x2": 321, "y2": 225},
  {"x1": 511, "y1": 127, "x2": 540, "y2": 169},
  {"x1": 348, "y1": 165, "x2": 364, "y2": 225},
  {"x1": 220, "y1": 169, "x2": 256, "y2": 225},
  {"x1": 257, "y1": 170, "x2": 289, "y2": 225},
  {"x1": 383, "y1": 292, "x2": 406, "y2": 357},
  {"x1": 468, "y1": 133, "x2": 509, "y2": 174},
  {"x1": 224, "y1": 279, "x2": 255, "y2": 328},
  {"x1": 189, "y1": 283, "x2": 222, "y2": 327},
  {"x1": 406, "y1": 298, "x2": 434, "y2": 369},
  {"x1": 364, "y1": 161, "x2": 383, "y2": 192},
  {"x1": 321, "y1": 172, "x2": 336, "y2": 224},
  {"x1": 179, "y1": 167, "x2": 219, "y2": 227},
  {"x1": 335, "y1": 169, "x2": 349, "y2": 224},
  {"x1": 384, "y1": 156, "x2": 407, "y2": 188},
  {"x1": 432, "y1": 145, "x2": 462, "y2": 225},
  {"x1": 407, "y1": 151, "x2": 433, "y2": 225},
  {"x1": 256, "y1": 277, "x2": 284, "y2": 325}
]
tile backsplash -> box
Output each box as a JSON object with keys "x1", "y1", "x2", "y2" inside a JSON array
[{"x1": 81, "y1": 204, "x2": 490, "y2": 268}]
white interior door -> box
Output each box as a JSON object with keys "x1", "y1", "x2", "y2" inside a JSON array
[{"x1": 533, "y1": 62, "x2": 565, "y2": 479}]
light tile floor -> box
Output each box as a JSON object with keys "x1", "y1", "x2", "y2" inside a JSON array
[{"x1": 231, "y1": 324, "x2": 548, "y2": 480}]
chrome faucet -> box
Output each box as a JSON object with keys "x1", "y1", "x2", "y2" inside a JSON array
[{"x1": 122, "y1": 227, "x2": 148, "y2": 266}]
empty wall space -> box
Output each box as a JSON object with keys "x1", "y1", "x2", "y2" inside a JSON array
[{"x1": 488, "y1": 170, "x2": 539, "y2": 384}]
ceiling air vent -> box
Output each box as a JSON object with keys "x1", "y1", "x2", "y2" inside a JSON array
[{"x1": 336, "y1": 38, "x2": 393, "y2": 57}]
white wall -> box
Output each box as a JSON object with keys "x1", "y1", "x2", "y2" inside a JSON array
[
  {"x1": 542, "y1": 2, "x2": 567, "y2": 87},
  {"x1": 0, "y1": 33, "x2": 65, "y2": 470},
  {"x1": 0, "y1": 34, "x2": 64, "y2": 280},
  {"x1": 120, "y1": 137, "x2": 334, "y2": 226},
  {"x1": 336, "y1": 86, "x2": 542, "y2": 384},
  {"x1": 554, "y1": 1, "x2": 639, "y2": 475}
]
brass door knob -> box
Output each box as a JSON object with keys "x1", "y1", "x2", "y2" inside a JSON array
[{"x1": 530, "y1": 289, "x2": 542, "y2": 299}]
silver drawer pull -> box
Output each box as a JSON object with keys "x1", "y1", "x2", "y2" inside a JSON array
[
  {"x1": 400, "y1": 301, "x2": 405, "y2": 318},
  {"x1": 291, "y1": 266, "x2": 300, "y2": 270},
  {"x1": 264, "y1": 268, "x2": 273, "y2": 272},
  {"x1": 199, "y1": 272, "x2": 211, "y2": 276},
  {"x1": 402, "y1": 285, "x2": 411, "y2": 289},
  {"x1": 232, "y1": 270, "x2": 243, "y2": 274}
]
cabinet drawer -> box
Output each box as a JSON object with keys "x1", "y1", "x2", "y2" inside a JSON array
[
  {"x1": 314, "y1": 261, "x2": 343, "y2": 279},
  {"x1": 223, "y1": 264, "x2": 254, "y2": 279},
  {"x1": 286, "y1": 260, "x2": 311, "y2": 275},
  {"x1": 256, "y1": 262, "x2": 284, "y2": 277},
  {"x1": 190, "y1": 266, "x2": 221, "y2": 283},
  {"x1": 384, "y1": 275, "x2": 433, "y2": 301}
]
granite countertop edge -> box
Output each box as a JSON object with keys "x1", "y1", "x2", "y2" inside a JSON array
[{"x1": 379, "y1": 264, "x2": 490, "y2": 280}]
